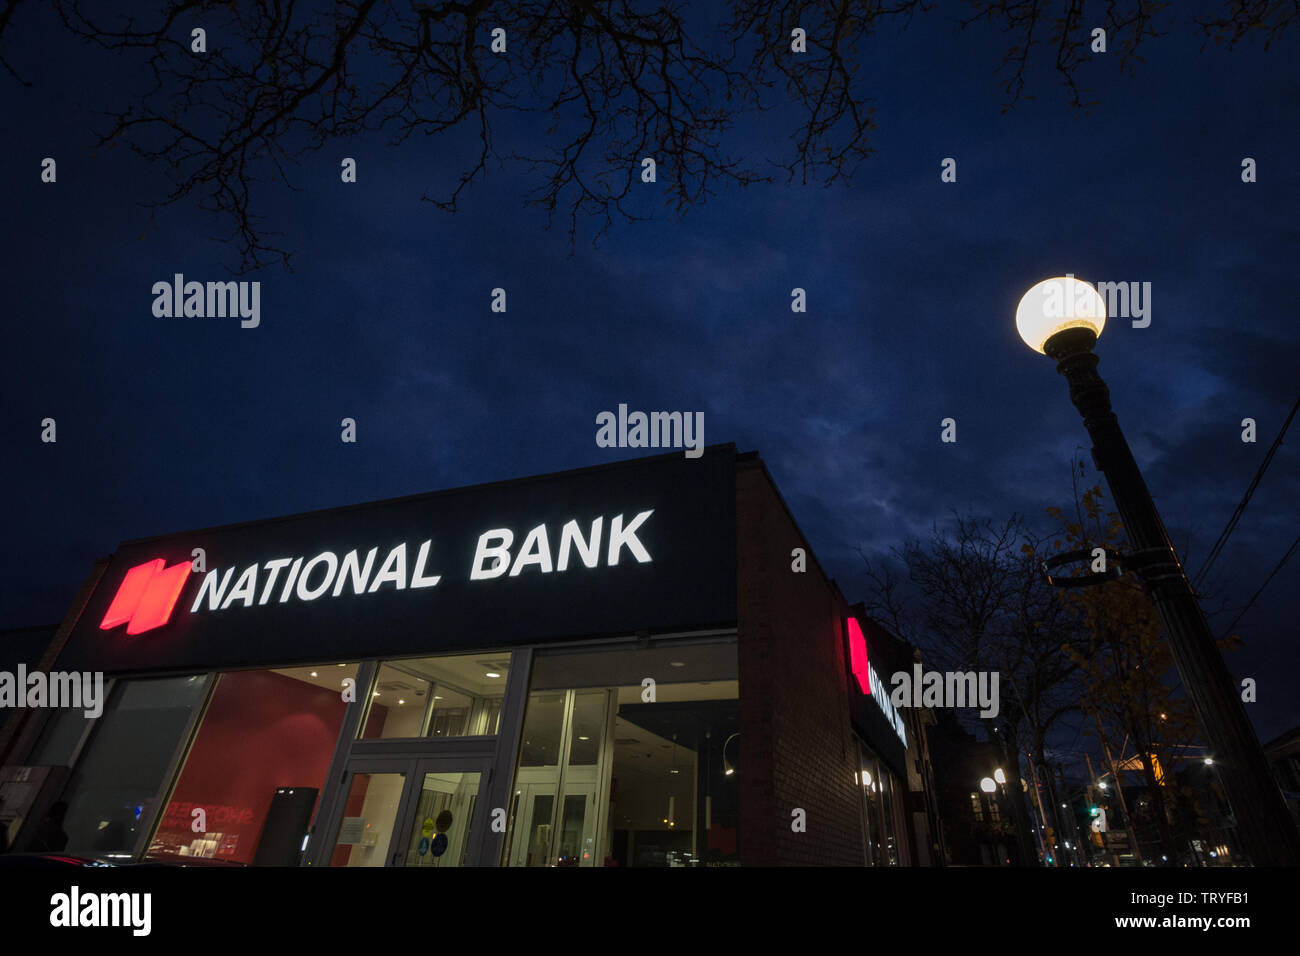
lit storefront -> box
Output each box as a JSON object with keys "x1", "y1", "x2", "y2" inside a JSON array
[{"x1": 2, "y1": 446, "x2": 939, "y2": 866}]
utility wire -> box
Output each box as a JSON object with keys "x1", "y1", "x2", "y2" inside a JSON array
[
  {"x1": 1192, "y1": 395, "x2": 1300, "y2": 592},
  {"x1": 1221, "y1": 532, "x2": 1300, "y2": 637}
]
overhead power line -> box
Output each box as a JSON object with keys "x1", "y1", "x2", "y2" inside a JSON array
[
  {"x1": 1221, "y1": 532, "x2": 1300, "y2": 637},
  {"x1": 1192, "y1": 395, "x2": 1300, "y2": 592}
]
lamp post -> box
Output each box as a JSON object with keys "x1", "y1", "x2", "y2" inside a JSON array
[
  {"x1": 979, "y1": 777, "x2": 1004, "y2": 865},
  {"x1": 1016, "y1": 277, "x2": 1300, "y2": 866}
]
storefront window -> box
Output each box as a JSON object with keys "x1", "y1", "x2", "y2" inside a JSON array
[
  {"x1": 860, "y1": 744, "x2": 904, "y2": 866},
  {"x1": 359, "y1": 653, "x2": 510, "y2": 740},
  {"x1": 27, "y1": 705, "x2": 94, "y2": 768},
  {"x1": 58, "y1": 675, "x2": 210, "y2": 859},
  {"x1": 145, "y1": 664, "x2": 359, "y2": 864},
  {"x1": 502, "y1": 639, "x2": 740, "y2": 867}
]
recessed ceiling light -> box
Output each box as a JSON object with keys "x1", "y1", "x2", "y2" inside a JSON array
[
  {"x1": 485, "y1": 672, "x2": 501, "y2": 679},
  {"x1": 373, "y1": 692, "x2": 380, "y2": 697},
  {"x1": 310, "y1": 671, "x2": 318, "y2": 678},
  {"x1": 578, "y1": 736, "x2": 590, "y2": 741},
  {"x1": 669, "y1": 661, "x2": 686, "y2": 668},
  {"x1": 433, "y1": 695, "x2": 443, "y2": 700},
  {"x1": 398, "y1": 699, "x2": 405, "y2": 705}
]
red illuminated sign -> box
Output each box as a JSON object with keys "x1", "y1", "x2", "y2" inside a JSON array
[
  {"x1": 99, "y1": 559, "x2": 191, "y2": 635},
  {"x1": 847, "y1": 617, "x2": 870, "y2": 695},
  {"x1": 846, "y1": 616, "x2": 908, "y2": 749}
]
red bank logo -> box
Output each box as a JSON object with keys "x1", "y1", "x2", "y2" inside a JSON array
[
  {"x1": 847, "y1": 617, "x2": 871, "y2": 694},
  {"x1": 99, "y1": 559, "x2": 191, "y2": 635}
]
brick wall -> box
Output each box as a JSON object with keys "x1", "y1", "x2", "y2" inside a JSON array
[{"x1": 737, "y1": 457, "x2": 865, "y2": 865}]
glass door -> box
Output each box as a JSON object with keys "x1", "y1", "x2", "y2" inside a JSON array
[
  {"x1": 397, "y1": 761, "x2": 484, "y2": 867},
  {"x1": 503, "y1": 688, "x2": 613, "y2": 866},
  {"x1": 326, "y1": 759, "x2": 412, "y2": 867},
  {"x1": 325, "y1": 756, "x2": 490, "y2": 866}
]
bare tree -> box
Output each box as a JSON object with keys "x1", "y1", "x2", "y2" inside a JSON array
[
  {"x1": 0, "y1": 0, "x2": 1289, "y2": 269},
  {"x1": 19, "y1": 0, "x2": 933, "y2": 270},
  {"x1": 863, "y1": 511, "x2": 1089, "y2": 865},
  {"x1": 960, "y1": 0, "x2": 1169, "y2": 111}
]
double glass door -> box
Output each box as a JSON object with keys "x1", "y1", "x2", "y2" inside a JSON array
[
  {"x1": 325, "y1": 756, "x2": 490, "y2": 867},
  {"x1": 504, "y1": 688, "x2": 613, "y2": 867}
]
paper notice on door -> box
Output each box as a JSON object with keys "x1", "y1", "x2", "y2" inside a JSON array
[{"x1": 337, "y1": 817, "x2": 366, "y2": 844}]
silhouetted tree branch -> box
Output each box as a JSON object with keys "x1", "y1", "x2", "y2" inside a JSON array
[{"x1": 0, "y1": 0, "x2": 1287, "y2": 268}]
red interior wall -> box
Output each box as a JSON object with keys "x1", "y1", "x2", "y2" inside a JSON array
[{"x1": 150, "y1": 669, "x2": 347, "y2": 864}]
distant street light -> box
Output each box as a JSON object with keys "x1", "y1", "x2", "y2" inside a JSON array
[{"x1": 1016, "y1": 276, "x2": 1300, "y2": 866}]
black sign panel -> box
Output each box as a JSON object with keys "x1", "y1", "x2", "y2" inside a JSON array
[
  {"x1": 845, "y1": 617, "x2": 909, "y2": 779},
  {"x1": 58, "y1": 447, "x2": 737, "y2": 675}
]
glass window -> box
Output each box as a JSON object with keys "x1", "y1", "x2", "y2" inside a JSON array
[
  {"x1": 503, "y1": 639, "x2": 740, "y2": 868},
  {"x1": 144, "y1": 664, "x2": 358, "y2": 864},
  {"x1": 58, "y1": 675, "x2": 210, "y2": 860},
  {"x1": 27, "y1": 706, "x2": 94, "y2": 768},
  {"x1": 860, "y1": 744, "x2": 903, "y2": 866},
  {"x1": 360, "y1": 653, "x2": 510, "y2": 740}
]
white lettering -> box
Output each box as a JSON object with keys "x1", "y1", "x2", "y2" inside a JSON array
[{"x1": 607, "y1": 510, "x2": 654, "y2": 565}]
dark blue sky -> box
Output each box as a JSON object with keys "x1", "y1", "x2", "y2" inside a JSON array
[{"x1": 3, "y1": 3, "x2": 1297, "y2": 743}]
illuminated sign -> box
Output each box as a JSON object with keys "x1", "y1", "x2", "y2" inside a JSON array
[
  {"x1": 187, "y1": 511, "x2": 653, "y2": 616},
  {"x1": 846, "y1": 618, "x2": 907, "y2": 749},
  {"x1": 99, "y1": 559, "x2": 191, "y2": 635},
  {"x1": 61, "y1": 449, "x2": 738, "y2": 674}
]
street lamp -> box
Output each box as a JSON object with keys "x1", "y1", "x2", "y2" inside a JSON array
[
  {"x1": 1016, "y1": 276, "x2": 1300, "y2": 866},
  {"x1": 980, "y1": 777, "x2": 997, "y2": 794},
  {"x1": 993, "y1": 768, "x2": 1006, "y2": 786}
]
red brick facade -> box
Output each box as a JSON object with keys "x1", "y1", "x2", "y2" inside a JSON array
[{"x1": 736, "y1": 455, "x2": 866, "y2": 865}]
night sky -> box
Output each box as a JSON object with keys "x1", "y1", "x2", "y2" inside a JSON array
[{"x1": 3, "y1": 4, "x2": 1297, "y2": 745}]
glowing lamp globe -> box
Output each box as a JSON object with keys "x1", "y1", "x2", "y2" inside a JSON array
[
  {"x1": 980, "y1": 777, "x2": 997, "y2": 794},
  {"x1": 1016, "y1": 276, "x2": 1107, "y2": 353}
]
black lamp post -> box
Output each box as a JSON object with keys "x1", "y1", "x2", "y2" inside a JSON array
[{"x1": 1017, "y1": 276, "x2": 1300, "y2": 867}]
